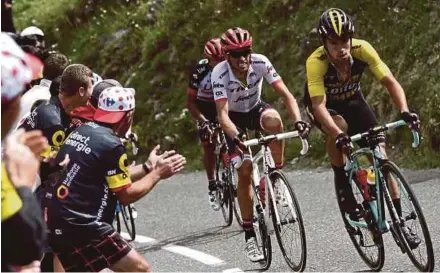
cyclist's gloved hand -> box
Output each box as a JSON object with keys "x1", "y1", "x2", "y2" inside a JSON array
[
  {"x1": 294, "y1": 121, "x2": 311, "y2": 139},
  {"x1": 233, "y1": 133, "x2": 247, "y2": 153},
  {"x1": 335, "y1": 133, "x2": 351, "y2": 154},
  {"x1": 401, "y1": 111, "x2": 421, "y2": 131},
  {"x1": 198, "y1": 120, "x2": 213, "y2": 142}
]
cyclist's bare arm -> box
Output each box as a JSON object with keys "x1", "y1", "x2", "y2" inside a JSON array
[
  {"x1": 311, "y1": 95, "x2": 344, "y2": 138},
  {"x1": 186, "y1": 89, "x2": 208, "y2": 122},
  {"x1": 381, "y1": 73, "x2": 409, "y2": 113},
  {"x1": 128, "y1": 164, "x2": 147, "y2": 182},
  {"x1": 272, "y1": 80, "x2": 302, "y2": 122},
  {"x1": 115, "y1": 151, "x2": 186, "y2": 205},
  {"x1": 215, "y1": 99, "x2": 239, "y2": 138}
]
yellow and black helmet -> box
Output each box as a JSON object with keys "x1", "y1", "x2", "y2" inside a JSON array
[{"x1": 318, "y1": 8, "x2": 354, "y2": 39}]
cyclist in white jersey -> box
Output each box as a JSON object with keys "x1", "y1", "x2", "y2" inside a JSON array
[
  {"x1": 186, "y1": 38, "x2": 225, "y2": 211},
  {"x1": 212, "y1": 27, "x2": 311, "y2": 262}
]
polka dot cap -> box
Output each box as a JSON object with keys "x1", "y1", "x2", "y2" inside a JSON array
[{"x1": 97, "y1": 86, "x2": 135, "y2": 112}]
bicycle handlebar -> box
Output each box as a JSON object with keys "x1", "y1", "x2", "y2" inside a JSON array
[
  {"x1": 242, "y1": 131, "x2": 309, "y2": 155},
  {"x1": 349, "y1": 119, "x2": 420, "y2": 148}
]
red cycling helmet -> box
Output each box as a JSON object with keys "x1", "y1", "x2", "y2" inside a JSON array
[
  {"x1": 204, "y1": 38, "x2": 224, "y2": 61},
  {"x1": 220, "y1": 27, "x2": 252, "y2": 52}
]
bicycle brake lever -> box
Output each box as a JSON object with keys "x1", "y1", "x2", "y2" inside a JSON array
[
  {"x1": 410, "y1": 129, "x2": 420, "y2": 148},
  {"x1": 299, "y1": 138, "x2": 309, "y2": 156}
]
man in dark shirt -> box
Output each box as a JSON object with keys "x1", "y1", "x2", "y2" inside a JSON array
[
  {"x1": 18, "y1": 63, "x2": 93, "y2": 271},
  {"x1": 46, "y1": 86, "x2": 186, "y2": 272}
]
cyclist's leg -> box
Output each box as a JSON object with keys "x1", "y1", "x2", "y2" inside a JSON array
[
  {"x1": 256, "y1": 102, "x2": 284, "y2": 168},
  {"x1": 306, "y1": 99, "x2": 358, "y2": 216},
  {"x1": 228, "y1": 111, "x2": 263, "y2": 261},
  {"x1": 228, "y1": 111, "x2": 254, "y2": 230},
  {"x1": 196, "y1": 100, "x2": 218, "y2": 189}
]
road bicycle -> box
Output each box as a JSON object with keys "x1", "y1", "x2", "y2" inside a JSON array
[
  {"x1": 115, "y1": 201, "x2": 136, "y2": 241},
  {"x1": 208, "y1": 122, "x2": 243, "y2": 227},
  {"x1": 115, "y1": 132, "x2": 139, "y2": 241},
  {"x1": 242, "y1": 130, "x2": 309, "y2": 271},
  {"x1": 338, "y1": 120, "x2": 434, "y2": 272}
]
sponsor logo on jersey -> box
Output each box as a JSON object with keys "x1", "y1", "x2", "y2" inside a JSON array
[
  {"x1": 234, "y1": 90, "x2": 258, "y2": 102},
  {"x1": 219, "y1": 70, "x2": 228, "y2": 79},
  {"x1": 64, "y1": 131, "x2": 92, "y2": 154},
  {"x1": 328, "y1": 82, "x2": 360, "y2": 95},
  {"x1": 96, "y1": 184, "x2": 109, "y2": 225},
  {"x1": 61, "y1": 163, "x2": 81, "y2": 187}
]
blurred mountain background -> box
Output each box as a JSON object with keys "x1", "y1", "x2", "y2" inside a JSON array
[{"x1": 14, "y1": 0, "x2": 440, "y2": 169}]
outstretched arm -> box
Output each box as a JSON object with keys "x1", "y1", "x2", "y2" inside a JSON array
[
  {"x1": 272, "y1": 80, "x2": 302, "y2": 122},
  {"x1": 215, "y1": 99, "x2": 239, "y2": 138},
  {"x1": 381, "y1": 74, "x2": 409, "y2": 113}
]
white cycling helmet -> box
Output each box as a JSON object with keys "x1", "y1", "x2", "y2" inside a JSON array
[{"x1": 20, "y1": 26, "x2": 44, "y2": 37}]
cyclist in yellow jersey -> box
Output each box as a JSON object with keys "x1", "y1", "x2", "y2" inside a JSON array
[{"x1": 303, "y1": 8, "x2": 421, "y2": 247}]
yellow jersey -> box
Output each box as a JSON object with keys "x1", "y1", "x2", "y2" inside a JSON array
[{"x1": 306, "y1": 39, "x2": 391, "y2": 101}]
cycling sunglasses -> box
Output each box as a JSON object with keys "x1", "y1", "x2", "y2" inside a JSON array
[{"x1": 228, "y1": 49, "x2": 252, "y2": 58}]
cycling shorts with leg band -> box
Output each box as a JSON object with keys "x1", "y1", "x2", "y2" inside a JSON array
[
  {"x1": 303, "y1": 87, "x2": 385, "y2": 148},
  {"x1": 226, "y1": 100, "x2": 273, "y2": 153},
  {"x1": 48, "y1": 230, "x2": 131, "y2": 272},
  {"x1": 196, "y1": 99, "x2": 217, "y2": 145}
]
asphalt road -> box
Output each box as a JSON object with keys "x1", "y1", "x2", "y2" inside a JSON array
[{"x1": 122, "y1": 168, "x2": 439, "y2": 272}]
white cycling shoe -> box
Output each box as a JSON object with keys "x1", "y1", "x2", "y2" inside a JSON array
[{"x1": 245, "y1": 237, "x2": 265, "y2": 262}]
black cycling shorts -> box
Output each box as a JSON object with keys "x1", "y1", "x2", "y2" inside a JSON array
[
  {"x1": 304, "y1": 87, "x2": 384, "y2": 148},
  {"x1": 226, "y1": 100, "x2": 274, "y2": 153},
  {"x1": 49, "y1": 231, "x2": 131, "y2": 272},
  {"x1": 196, "y1": 99, "x2": 217, "y2": 122}
]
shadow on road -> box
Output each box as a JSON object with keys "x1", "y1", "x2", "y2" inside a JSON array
[{"x1": 136, "y1": 225, "x2": 243, "y2": 253}]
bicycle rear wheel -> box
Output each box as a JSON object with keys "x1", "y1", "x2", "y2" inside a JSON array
[
  {"x1": 336, "y1": 171, "x2": 385, "y2": 271},
  {"x1": 270, "y1": 170, "x2": 307, "y2": 272},
  {"x1": 121, "y1": 205, "x2": 136, "y2": 241},
  {"x1": 217, "y1": 156, "x2": 233, "y2": 227},
  {"x1": 252, "y1": 179, "x2": 272, "y2": 270},
  {"x1": 381, "y1": 161, "x2": 434, "y2": 272},
  {"x1": 227, "y1": 163, "x2": 243, "y2": 227}
]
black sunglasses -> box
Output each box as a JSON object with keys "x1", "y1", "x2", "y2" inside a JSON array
[{"x1": 228, "y1": 49, "x2": 252, "y2": 58}]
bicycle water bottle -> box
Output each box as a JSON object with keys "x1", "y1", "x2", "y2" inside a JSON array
[
  {"x1": 259, "y1": 177, "x2": 266, "y2": 207},
  {"x1": 355, "y1": 168, "x2": 371, "y2": 201},
  {"x1": 367, "y1": 168, "x2": 377, "y2": 200}
]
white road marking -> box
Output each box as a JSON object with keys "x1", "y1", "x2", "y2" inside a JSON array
[
  {"x1": 222, "y1": 268, "x2": 244, "y2": 273},
  {"x1": 120, "y1": 232, "x2": 156, "y2": 244},
  {"x1": 120, "y1": 232, "x2": 233, "y2": 268},
  {"x1": 163, "y1": 244, "x2": 225, "y2": 266}
]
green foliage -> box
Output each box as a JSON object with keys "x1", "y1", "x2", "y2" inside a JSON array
[{"x1": 14, "y1": 0, "x2": 440, "y2": 169}]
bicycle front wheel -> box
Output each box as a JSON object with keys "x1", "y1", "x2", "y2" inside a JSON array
[
  {"x1": 252, "y1": 177, "x2": 272, "y2": 270},
  {"x1": 227, "y1": 163, "x2": 243, "y2": 227},
  {"x1": 336, "y1": 172, "x2": 385, "y2": 272},
  {"x1": 121, "y1": 205, "x2": 136, "y2": 241},
  {"x1": 381, "y1": 161, "x2": 434, "y2": 272},
  {"x1": 269, "y1": 170, "x2": 307, "y2": 272}
]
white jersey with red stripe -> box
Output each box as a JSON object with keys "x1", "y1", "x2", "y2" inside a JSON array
[{"x1": 212, "y1": 53, "x2": 281, "y2": 112}]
